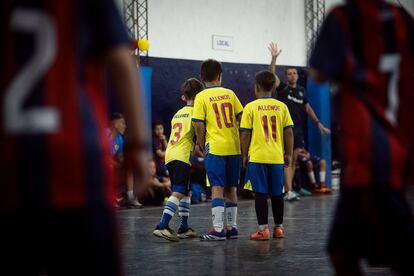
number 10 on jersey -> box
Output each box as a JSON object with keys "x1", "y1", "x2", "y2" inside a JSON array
[{"x1": 212, "y1": 102, "x2": 233, "y2": 129}]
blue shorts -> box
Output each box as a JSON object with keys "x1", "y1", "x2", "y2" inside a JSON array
[
  {"x1": 205, "y1": 154, "x2": 241, "y2": 187},
  {"x1": 244, "y1": 162, "x2": 284, "y2": 196}
]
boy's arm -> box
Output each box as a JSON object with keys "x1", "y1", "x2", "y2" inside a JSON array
[
  {"x1": 106, "y1": 45, "x2": 150, "y2": 185},
  {"x1": 161, "y1": 134, "x2": 168, "y2": 148},
  {"x1": 193, "y1": 122, "x2": 206, "y2": 154},
  {"x1": 155, "y1": 149, "x2": 166, "y2": 158},
  {"x1": 240, "y1": 131, "x2": 251, "y2": 168},
  {"x1": 283, "y1": 128, "x2": 294, "y2": 167}
]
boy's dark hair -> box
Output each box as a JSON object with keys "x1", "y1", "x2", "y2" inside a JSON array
[
  {"x1": 200, "y1": 59, "x2": 222, "y2": 82},
  {"x1": 255, "y1": 70, "x2": 276, "y2": 92},
  {"x1": 152, "y1": 120, "x2": 164, "y2": 130},
  {"x1": 111, "y1": 113, "x2": 124, "y2": 121},
  {"x1": 181, "y1": 78, "x2": 204, "y2": 100}
]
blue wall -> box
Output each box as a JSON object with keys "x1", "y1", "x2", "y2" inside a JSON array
[
  {"x1": 148, "y1": 56, "x2": 307, "y2": 135},
  {"x1": 306, "y1": 80, "x2": 332, "y2": 188}
]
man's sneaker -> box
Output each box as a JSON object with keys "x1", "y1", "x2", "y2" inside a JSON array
[
  {"x1": 320, "y1": 183, "x2": 333, "y2": 193},
  {"x1": 125, "y1": 198, "x2": 143, "y2": 209},
  {"x1": 250, "y1": 228, "x2": 270, "y2": 241},
  {"x1": 199, "y1": 228, "x2": 226, "y2": 241},
  {"x1": 177, "y1": 227, "x2": 198, "y2": 239},
  {"x1": 314, "y1": 183, "x2": 332, "y2": 194},
  {"x1": 284, "y1": 191, "x2": 300, "y2": 201},
  {"x1": 153, "y1": 226, "x2": 179, "y2": 242},
  {"x1": 298, "y1": 188, "x2": 312, "y2": 197},
  {"x1": 226, "y1": 227, "x2": 239, "y2": 239},
  {"x1": 273, "y1": 226, "x2": 284, "y2": 239}
]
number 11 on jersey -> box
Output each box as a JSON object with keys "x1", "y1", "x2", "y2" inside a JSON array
[{"x1": 262, "y1": 115, "x2": 277, "y2": 142}]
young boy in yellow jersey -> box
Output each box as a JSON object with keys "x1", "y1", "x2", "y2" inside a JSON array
[
  {"x1": 240, "y1": 70, "x2": 294, "y2": 240},
  {"x1": 153, "y1": 78, "x2": 204, "y2": 242},
  {"x1": 192, "y1": 59, "x2": 244, "y2": 241}
]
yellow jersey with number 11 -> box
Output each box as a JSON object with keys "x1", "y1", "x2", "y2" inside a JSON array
[{"x1": 240, "y1": 97, "x2": 294, "y2": 164}]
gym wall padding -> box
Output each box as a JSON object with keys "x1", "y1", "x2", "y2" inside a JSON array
[
  {"x1": 306, "y1": 79, "x2": 332, "y2": 188},
  {"x1": 139, "y1": 66, "x2": 153, "y2": 129},
  {"x1": 148, "y1": 56, "x2": 308, "y2": 135}
]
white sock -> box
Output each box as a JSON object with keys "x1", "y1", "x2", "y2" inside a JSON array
[
  {"x1": 211, "y1": 198, "x2": 225, "y2": 231},
  {"x1": 307, "y1": 171, "x2": 316, "y2": 184},
  {"x1": 319, "y1": 171, "x2": 326, "y2": 183},
  {"x1": 225, "y1": 203, "x2": 237, "y2": 229},
  {"x1": 127, "y1": 190, "x2": 134, "y2": 200},
  {"x1": 212, "y1": 207, "x2": 224, "y2": 231},
  {"x1": 179, "y1": 196, "x2": 191, "y2": 228},
  {"x1": 259, "y1": 224, "x2": 269, "y2": 231}
]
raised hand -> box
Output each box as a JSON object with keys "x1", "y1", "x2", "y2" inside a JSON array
[{"x1": 268, "y1": 42, "x2": 282, "y2": 58}]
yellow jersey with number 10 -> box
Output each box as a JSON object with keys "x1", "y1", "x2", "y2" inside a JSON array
[
  {"x1": 192, "y1": 87, "x2": 243, "y2": 156},
  {"x1": 240, "y1": 97, "x2": 294, "y2": 164},
  {"x1": 165, "y1": 105, "x2": 195, "y2": 165}
]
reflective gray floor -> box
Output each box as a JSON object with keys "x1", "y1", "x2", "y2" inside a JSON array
[{"x1": 118, "y1": 190, "x2": 414, "y2": 276}]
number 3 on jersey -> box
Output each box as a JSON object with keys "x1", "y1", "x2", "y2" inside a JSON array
[
  {"x1": 170, "y1": 122, "x2": 183, "y2": 145},
  {"x1": 212, "y1": 102, "x2": 233, "y2": 129},
  {"x1": 262, "y1": 115, "x2": 277, "y2": 142}
]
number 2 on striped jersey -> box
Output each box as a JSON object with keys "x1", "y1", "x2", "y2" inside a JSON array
[
  {"x1": 170, "y1": 122, "x2": 183, "y2": 145},
  {"x1": 212, "y1": 102, "x2": 233, "y2": 129},
  {"x1": 262, "y1": 115, "x2": 277, "y2": 142},
  {"x1": 3, "y1": 9, "x2": 59, "y2": 134}
]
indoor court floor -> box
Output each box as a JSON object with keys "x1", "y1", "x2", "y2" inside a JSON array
[{"x1": 119, "y1": 188, "x2": 414, "y2": 276}]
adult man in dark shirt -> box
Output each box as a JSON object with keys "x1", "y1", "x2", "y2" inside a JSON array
[{"x1": 268, "y1": 42, "x2": 330, "y2": 201}]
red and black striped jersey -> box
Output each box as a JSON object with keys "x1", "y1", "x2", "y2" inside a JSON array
[
  {"x1": 310, "y1": 0, "x2": 414, "y2": 190},
  {"x1": 0, "y1": 0, "x2": 130, "y2": 209}
]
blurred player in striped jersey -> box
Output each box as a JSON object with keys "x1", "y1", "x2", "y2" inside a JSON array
[
  {"x1": 310, "y1": 0, "x2": 414, "y2": 274},
  {"x1": 0, "y1": 0, "x2": 149, "y2": 275}
]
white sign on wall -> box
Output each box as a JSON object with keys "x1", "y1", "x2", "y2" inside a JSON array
[{"x1": 212, "y1": 35, "x2": 234, "y2": 51}]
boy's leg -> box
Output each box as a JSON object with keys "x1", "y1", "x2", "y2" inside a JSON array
[
  {"x1": 269, "y1": 164, "x2": 285, "y2": 238},
  {"x1": 178, "y1": 196, "x2": 190, "y2": 230},
  {"x1": 224, "y1": 155, "x2": 241, "y2": 238},
  {"x1": 211, "y1": 187, "x2": 225, "y2": 232},
  {"x1": 270, "y1": 195, "x2": 284, "y2": 238},
  {"x1": 153, "y1": 161, "x2": 188, "y2": 241},
  {"x1": 177, "y1": 195, "x2": 198, "y2": 238},
  {"x1": 200, "y1": 154, "x2": 226, "y2": 241},
  {"x1": 224, "y1": 187, "x2": 238, "y2": 238},
  {"x1": 158, "y1": 192, "x2": 184, "y2": 229},
  {"x1": 254, "y1": 193, "x2": 269, "y2": 228},
  {"x1": 250, "y1": 192, "x2": 270, "y2": 241},
  {"x1": 245, "y1": 163, "x2": 271, "y2": 240},
  {"x1": 153, "y1": 193, "x2": 181, "y2": 241}
]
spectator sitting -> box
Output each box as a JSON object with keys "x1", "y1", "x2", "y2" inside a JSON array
[
  {"x1": 108, "y1": 113, "x2": 143, "y2": 208},
  {"x1": 152, "y1": 120, "x2": 169, "y2": 177},
  {"x1": 296, "y1": 148, "x2": 331, "y2": 194},
  {"x1": 138, "y1": 160, "x2": 172, "y2": 206},
  {"x1": 108, "y1": 113, "x2": 125, "y2": 166}
]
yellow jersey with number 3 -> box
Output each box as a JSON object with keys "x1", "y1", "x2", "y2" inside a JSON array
[
  {"x1": 192, "y1": 87, "x2": 243, "y2": 156},
  {"x1": 240, "y1": 97, "x2": 294, "y2": 164},
  {"x1": 165, "y1": 105, "x2": 195, "y2": 165}
]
